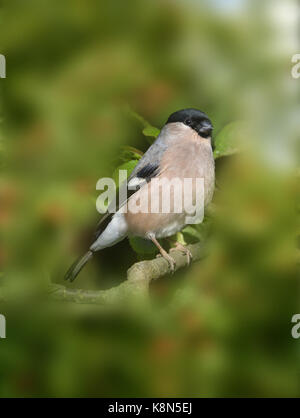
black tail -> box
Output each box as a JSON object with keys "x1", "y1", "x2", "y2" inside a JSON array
[{"x1": 64, "y1": 250, "x2": 93, "y2": 282}]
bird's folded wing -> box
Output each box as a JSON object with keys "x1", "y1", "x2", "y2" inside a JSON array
[{"x1": 94, "y1": 134, "x2": 167, "y2": 239}]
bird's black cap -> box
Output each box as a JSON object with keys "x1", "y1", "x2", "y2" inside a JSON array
[{"x1": 166, "y1": 108, "x2": 213, "y2": 139}]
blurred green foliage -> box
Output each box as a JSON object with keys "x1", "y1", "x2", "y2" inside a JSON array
[{"x1": 0, "y1": 0, "x2": 298, "y2": 398}]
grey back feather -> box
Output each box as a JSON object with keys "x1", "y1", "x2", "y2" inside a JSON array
[
  {"x1": 94, "y1": 127, "x2": 169, "y2": 239},
  {"x1": 128, "y1": 130, "x2": 168, "y2": 181}
]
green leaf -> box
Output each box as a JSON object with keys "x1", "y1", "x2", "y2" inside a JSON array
[
  {"x1": 129, "y1": 236, "x2": 157, "y2": 256},
  {"x1": 175, "y1": 231, "x2": 186, "y2": 245},
  {"x1": 213, "y1": 121, "x2": 245, "y2": 159},
  {"x1": 112, "y1": 160, "x2": 139, "y2": 185},
  {"x1": 182, "y1": 220, "x2": 211, "y2": 244},
  {"x1": 142, "y1": 125, "x2": 160, "y2": 139},
  {"x1": 181, "y1": 225, "x2": 203, "y2": 244},
  {"x1": 168, "y1": 231, "x2": 187, "y2": 246},
  {"x1": 119, "y1": 146, "x2": 143, "y2": 162},
  {"x1": 126, "y1": 106, "x2": 160, "y2": 143}
]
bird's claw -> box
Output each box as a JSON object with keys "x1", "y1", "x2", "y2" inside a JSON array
[
  {"x1": 165, "y1": 253, "x2": 176, "y2": 273},
  {"x1": 157, "y1": 252, "x2": 176, "y2": 273},
  {"x1": 170, "y1": 242, "x2": 193, "y2": 266}
]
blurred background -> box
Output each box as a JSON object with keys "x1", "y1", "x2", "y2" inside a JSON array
[{"x1": 0, "y1": 0, "x2": 299, "y2": 397}]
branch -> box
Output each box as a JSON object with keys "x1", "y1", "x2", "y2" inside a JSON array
[{"x1": 48, "y1": 242, "x2": 206, "y2": 305}]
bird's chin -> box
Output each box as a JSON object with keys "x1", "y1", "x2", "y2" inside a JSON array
[{"x1": 199, "y1": 135, "x2": 212, "y2": 144}]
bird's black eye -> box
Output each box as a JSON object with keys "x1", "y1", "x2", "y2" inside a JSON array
[{"x1": 185, "y1": 119, "x2": 192, "y2": 126}]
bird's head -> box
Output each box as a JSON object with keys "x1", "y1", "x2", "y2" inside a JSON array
[{"x1": 166, "y1": 108, "x2": 213, "y2": 146}]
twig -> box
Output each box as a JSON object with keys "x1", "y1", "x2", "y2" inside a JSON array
[{"x1": 48, "y1": 242, "x2": 206, "y2": 305}]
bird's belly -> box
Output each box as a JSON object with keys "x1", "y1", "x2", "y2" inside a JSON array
[
  {"x1": 153, "y1": 215, "x2": 186, "y2": 238},
  {"x1": 125, "y1": 209, "x2": 186, "y2": 238},
  {"x1": 124, "y1": 140, "x2": 215, "y2": 238}
]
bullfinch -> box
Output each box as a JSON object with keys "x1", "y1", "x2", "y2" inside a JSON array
[{"x1": 65, "y1": 108, "x2": 214, "y2": 281}]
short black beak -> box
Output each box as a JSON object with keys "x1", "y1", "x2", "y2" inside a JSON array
[{"x1": 199, "y1": 124, "x2": 212, "y2": 138}]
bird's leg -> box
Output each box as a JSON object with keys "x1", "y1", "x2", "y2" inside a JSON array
[
  {"x1": 170, "y1": 241, "x2": 193, "y2": 266},
  {"x1": 147, "y1": 233, "x2": 176, "y2": 273}
]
